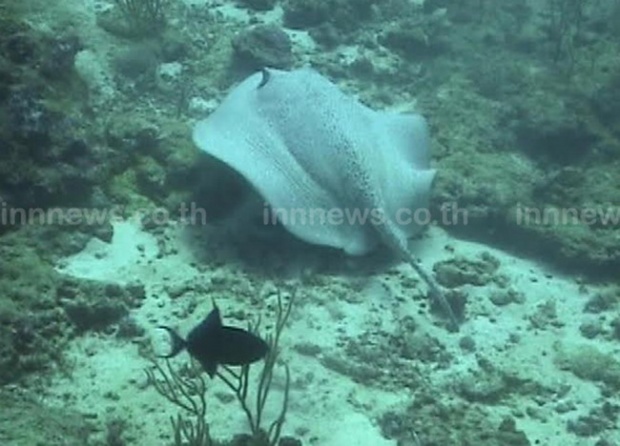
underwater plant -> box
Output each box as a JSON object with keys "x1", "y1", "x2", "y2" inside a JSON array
[
  {"x1": 146, "y1": 289, "x2": 294, "y2": 446},
  {"x1": 146, "y1": 359, "x2": 211, "y2": 445},
  {"x1": 216, "y1": 290, "x2": 293, "y2": 445},
  {"x1": 117, "y1": 0, "x2": 168, "y2": 36},
  {"x1": 98, "y1": 0, "x2": 169, "y2": 39}
]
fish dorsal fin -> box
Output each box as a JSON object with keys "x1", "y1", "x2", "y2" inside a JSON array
[
  {"x1": 206, "y1": 305, "x2": 222, "y2": 329},
  {"x1": 188, "y1": 306, "x2": 222, "y2": 345}
]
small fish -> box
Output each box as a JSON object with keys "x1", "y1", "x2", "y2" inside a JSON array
[{"x1": 158, "y1": 302, "x2": 269, "y2": 378}]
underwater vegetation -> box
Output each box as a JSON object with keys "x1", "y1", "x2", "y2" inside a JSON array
[
  {"x1": 146, "y1": 290, "x2": 295, "y2": 446},
  {"x1": 98, "y1": 0, "x2": 169, "y2": 39},
  {"x1": 0, "y1": 20, "x2": 100, "y2": 217}
]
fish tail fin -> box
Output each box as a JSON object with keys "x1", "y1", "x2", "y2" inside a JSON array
[{"x1": 158, "y1": 326, "x2": 187, "y2": 358}]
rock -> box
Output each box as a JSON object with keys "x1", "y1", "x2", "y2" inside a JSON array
[
  {"x1": 40, "y1": 34, "x2": 82, "y2": 79},
  {"x1": 232, "y1": 24, "x2": 294, "y2": 73},
  {"x1": 489, "y1": 288, "x2": 525, "y2": 307},
  {"x1": 58, "y1": 278, "x2": 145, "y2": 332},
  {"x1": 112, "y1": 44, "x2": 159, "y2": 79},
  {"x1": 497, "y1": 417, "x2": 531, "y2": 446},
  {"x1": 237, "y1": 0, "x2": 276, "y2": 11},
  {"x1": 282, "y1": 0, "x2": 373, "y2": 31},
  {"x1": 282, "y1": 0, "x2": 330, "y2": 29},
  {"x1": 513, "y1": 93, "x2": 598, "y2": 165},
  {"x1": 555, "y1": 343, "x2": 620, "y2": 389},
  {"x1": 4, "y1": 32, "x2": 37, "y2": 65},
  {"x1": 433, "y1": 253, "x2": 501, "y2": 288},
  {"x1": 380, "y1": 23, "x2": 432, "y2": 58}
]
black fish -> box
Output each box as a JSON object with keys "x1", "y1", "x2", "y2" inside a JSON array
[{"x1": 158, "y1": 303, "x2": 269, "y2": 378}]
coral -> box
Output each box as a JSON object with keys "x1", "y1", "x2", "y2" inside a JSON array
[
  {"x1": 379, "y1": 386, "x2": 532, "y2": 445},
  {"x1": 101, "y1": 115, "x2": 208, "y2": 215},
  {"x1": 512, "y1": 91, "x2": 598, "y2": 165},
  {"x1": 282, "y1": 0, "x2": 374, "y2": 32},
  {"x1": 4, "y1": 32, "x2": 37, "y2": 64},
  {"x1": 39, "y1": 34, "x2": 81, "y2": 79},
  {"x1": 6, "y1": 86, "x2": 53, "y2": 145},
  {"x1": 112, "y1": 43, "x2": 159, "y2": 80},
  {"x1": 433, "y1": 253, "x2": 501, "y2": 288},
  {"x1": 238, "y1": 0, "x2": 276, "y2": 11},
  {"x1": 0, "y1": 228, "x2": 143, "y2": 383},
  {"x1": 232, "y1": 25, "x2": 294, "y2": 75},
  {"x1": 73, "y1": 49, "x2": 116, "y2": 106},
  {"x1": 97, "y1": 0, "x2": 169, "y2": 39},
  {"x1": 0, "y1": 18, "x2": 115, "y2": 224},
  {"x1": 555, "y1": 344, "x2": 620, "y2": 390},
  {"x1": 58, "y1": 279, "x2": 145, "y2": 332},
  {"x1": 379, "y1": 12, "x2": 452, "y2": 59}
]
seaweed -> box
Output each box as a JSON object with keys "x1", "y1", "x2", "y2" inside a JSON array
[
  {"x1": 98, "y1": 0, "x2": 169, "y2": 39},
  {"x1": 146, "y1": 289, "x2": 295, "y2": 446}
]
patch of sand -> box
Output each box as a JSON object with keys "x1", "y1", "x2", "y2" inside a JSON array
[{"x1": 44, "y1": 221, "x2": 619, "y2": 445}]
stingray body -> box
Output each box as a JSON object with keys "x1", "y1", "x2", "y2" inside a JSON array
[{"x1": 193, "y1": 68, "x2": 457, "y2": 329}]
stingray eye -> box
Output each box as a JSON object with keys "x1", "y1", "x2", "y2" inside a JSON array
[{"x1": 257, "y1": 67, "x2": 270, "y2": 89}]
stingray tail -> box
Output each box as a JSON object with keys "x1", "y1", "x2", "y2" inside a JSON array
[
  {"x1": 158, "y1": 326, "x2": 187, "y2": 358},
  {"x1": 407, "y1": 258, "x2": 460, "y2": 332},
  {"x1": 377, "y1": 216, "x2": 460, "y2": 331}
]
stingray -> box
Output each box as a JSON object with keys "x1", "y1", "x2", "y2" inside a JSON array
[{"x1": 193, "y1": 68, "x2": 458, "y2": 330}]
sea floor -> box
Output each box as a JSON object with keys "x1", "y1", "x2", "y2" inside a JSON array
[{"x1": 37, "y1": 220, "x2": 620, "y2": 445}]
